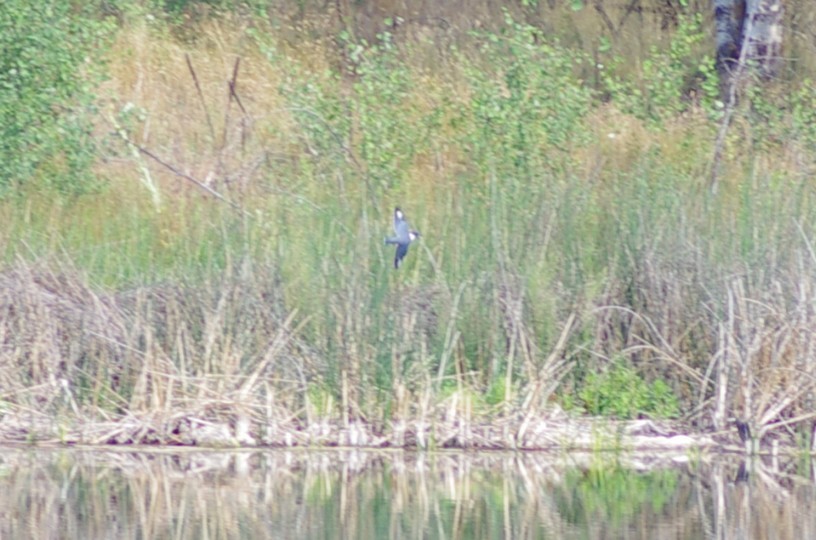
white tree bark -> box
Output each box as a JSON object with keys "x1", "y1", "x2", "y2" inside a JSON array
[
  {"x1": 715, "y1": 0, "x2": 783, "y2": 83},
  {"x1": 710, "y1": 0, "x2": 784, "y2": 192},
  {"x1": 743, "y1": 0, "x2": 784, "y2": 78}
]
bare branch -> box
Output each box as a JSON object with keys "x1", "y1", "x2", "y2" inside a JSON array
[{"x1": 186, "y1": 53, "x2": 216, "y2": 142}]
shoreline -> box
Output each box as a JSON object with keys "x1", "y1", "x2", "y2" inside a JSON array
[{"x1": 0, "y1": 410, "x2": 776, "y2": 454}]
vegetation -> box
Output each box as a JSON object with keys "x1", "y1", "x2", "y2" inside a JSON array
[
  {"x1": 0, "y1": 0, "x2": 112, "y2": 194},
  {"x1": 577, "y1": 360, "x2": 680, "y2": 420},
  {"x1": 2, "y1": 1, "x2": 816, "y2": 449}
]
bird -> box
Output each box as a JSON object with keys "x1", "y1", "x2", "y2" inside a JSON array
[{"x1": 384, "y1": 207, "x2": 420, "y2": 269}]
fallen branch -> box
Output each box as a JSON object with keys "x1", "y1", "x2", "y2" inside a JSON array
[{"x1": 136, "y1": 144, "x2": 250, "y2": 217}]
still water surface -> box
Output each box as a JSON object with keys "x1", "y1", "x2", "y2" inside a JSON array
[{"x1": 0, "y1": 447, "x2": 813, "y2": 539}]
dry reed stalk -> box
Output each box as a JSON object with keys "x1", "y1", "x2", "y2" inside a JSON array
[
  {"x1": 517, "y1": 312, "x2": 576, "y2": 441},
  {"x1": 706, "y1": 274, "x2": 816, "y2": 450}
]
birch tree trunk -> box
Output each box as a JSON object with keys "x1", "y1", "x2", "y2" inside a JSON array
[
  {"x1": 743, "y1": 0, "x2": 784, "y2": 79},
  {"x1": 710, "y1": 0, "x2": 784, "y2": 192},
  {"x1": 714, "y1": 0, "x2": 744, "y2": 83},
  {"x1": 715, "y1": 0, "x2": 783, "y2": 87}
]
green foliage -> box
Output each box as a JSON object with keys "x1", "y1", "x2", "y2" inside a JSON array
[
  {"x1": 729, "y1": 73, "x2": 816, "y2": 157},
  {"x1": 456, "y1": 13, "x2": 593, "y2": 273},
  {"x1": 791, "y1": 80, "x2": 816, "y2": 150},
  {"x1": 347, "y1": 30, "x2": 425, "y2": 191},
  {"x1": 467, "y1": 12, "x2": 592, "y2": 177},
  {"x1": 0, "y1": 0, "x2": 113, "y2": 195},
  {"x1": 306, "y1": 384, "x2": 336, "y2": 416},
  {"x1": 155, "y1": 0, "x2": 266, "y2": 19},
  {"x1": 484, "y1": 378, "x2": 507, "y2": 407},
  {"x1": 278, "y1": 71, "x2": 352, "y2": 180},
  {"x1": 578, "y1": 359, "x2": 680, "y2": 419},
  {"x1": 600, "y1": 14, "x2": 718, "y2": 123}
]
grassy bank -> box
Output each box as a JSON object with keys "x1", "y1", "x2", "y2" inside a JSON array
[{"x1": 2, "y1": 4, "x2": 816, "y2": 449}]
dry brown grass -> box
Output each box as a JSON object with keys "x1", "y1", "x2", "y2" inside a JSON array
[
  {"x1": 100, "y1": 18, "x2": 307, "y2": 205},
  {"x1": 0, "y1": 258, "x2": 712, "y2": 450},
  {"x1": 0, "y1": 259, "x2": 314, "y2": 444}
]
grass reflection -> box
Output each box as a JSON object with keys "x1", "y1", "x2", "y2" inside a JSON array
[{"x1": 0, "y1": 449, "x2": 814, "y2": 539}]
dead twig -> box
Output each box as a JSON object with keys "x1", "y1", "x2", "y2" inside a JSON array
[
  {"x1": 186, "y1": 53, "x2": 216, "y2": 142},
  {"x1": 136, "y1": 145, "x2": 250, "y2": 217}
]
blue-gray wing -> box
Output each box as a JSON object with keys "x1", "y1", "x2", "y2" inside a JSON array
[{"x1": 394, "y1": 243, "x2": 409, "y2": 269}]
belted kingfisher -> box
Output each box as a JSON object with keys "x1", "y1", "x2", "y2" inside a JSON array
[{"x1": 384, "y1": 207, "x2": 420, "y2": 269}]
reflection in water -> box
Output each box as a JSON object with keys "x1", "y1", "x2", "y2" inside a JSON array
[{"x1": 0, "y1": 448, "x2": 814, "y2": 539}]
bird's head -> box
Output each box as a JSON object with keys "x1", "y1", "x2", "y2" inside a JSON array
[{"x1": 409, "y1": 230, "x2": 421, "y2": 242}]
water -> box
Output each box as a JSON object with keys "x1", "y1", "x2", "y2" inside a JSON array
[{"x1": 0, "y1": 447, "x2": 813, "y2": 539}]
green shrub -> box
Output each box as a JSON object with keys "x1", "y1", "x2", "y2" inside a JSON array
[
  {"x1": 0, "y1": 1, "x2": 112, "y2": 195},
  {"x1": 578, "y1": 359, "x2": 680, "y2": 419},
  {"x1": 600, "y1": 13, "x2": 718, "y2": 123},
  {"x1": 467, "y1": 12, "x2": 592, "y2": 178},
  {"x1": 156, "y1": 0, "x2": 265, "y2": 19},
  {"x1": 349, "y1": 30, "x2": 425, "y2": 191},
  {"x1": 459, "y1": 13, "x2": 593, "y2": 270}
]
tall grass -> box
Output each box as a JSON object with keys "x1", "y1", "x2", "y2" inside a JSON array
[{"x1": 2, "y1": 6, "x2": 816, "y2": 447}]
